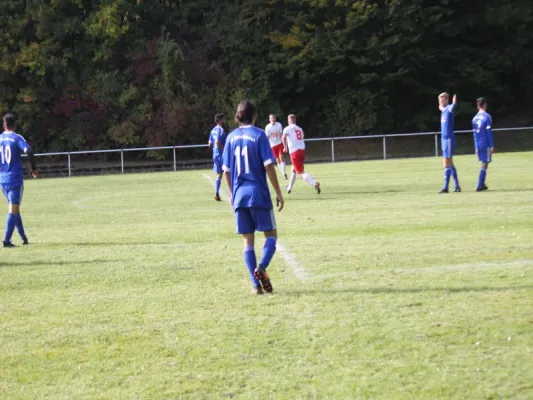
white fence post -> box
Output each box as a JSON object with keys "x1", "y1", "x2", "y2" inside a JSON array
[
  {"x1": 331, "y1": 139, "x2": 335, "y2": 162},
  {"x1": 67, "y1": 153, "x2": 71, "y2": 177},
  {"x1": 383, "y1": 136, "x2": 387, "y2": 160},
  {"x1": 435, "y1": 133, "x2": 439, "y2": 157},
  {"x1": 120, "y1": 150, "x2": 124, "y2": 173},
  {"x1": 173, "y1": 147, "x2": 177, "y2": 171}
]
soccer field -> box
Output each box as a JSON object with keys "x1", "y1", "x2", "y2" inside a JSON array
[{"x1": 1, "y1": 152, "x2": 532, "y2": 399}]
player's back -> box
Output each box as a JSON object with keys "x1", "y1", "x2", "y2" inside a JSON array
[
  {"x1": 210, "y1": 126, "x2": 226, "y2": 158},
  {"x1": 0, "y1": 131, "x2": 28, "y2": 186},
  {"x1": 223, "y1": 126, "x2": 273, "y2": 210},
  {"x1": 441, "y1": 104, "x2": 456, "y2": 138},
  {"x1": 283, "y1": 124, "x2": 305, "y2": 152},
  {"x1": 472, "y1": 111, "x2": 492, "y2": 146}
]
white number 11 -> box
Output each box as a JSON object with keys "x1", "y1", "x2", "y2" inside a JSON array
[{"x1": 234, "y1": 145, "x2": 250, "y2": 175}]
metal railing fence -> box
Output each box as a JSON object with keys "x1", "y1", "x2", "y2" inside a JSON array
[{"x1": 28, "y1": 126, "x2": 533, "y2": 177}]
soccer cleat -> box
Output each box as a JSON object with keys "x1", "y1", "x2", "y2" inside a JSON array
[
  {"x1": 3, "y1": 242, "x2": 17, "y2": 248},
  {"x1": 476, "y1": 185, "x2": 488, "y2": 192},
  {"x1": 22, "y1": 238, "x2": 29, "y2": 245},
  {"x1": 438, "y1": 189, "x2": 449, "y2": 194},
  {"x1": 286, "y1": 186, "x2": 291, "y2": 194},
  {"x1": 315, "y1": 182, "x2": 321, "y2": 194},
  {"x1": 253, "y1": 286, "x2": 264, "y2": 295},
  {"x1": 284, "y1": 173, "x2": 288, "y2": 180},
  {"x1": 214, "y1": 193, "x2": 221, "y2": 202},
  {"x1": 453, "y1": 187, "x2": 462, "y2": 192},
  {"x1": 254, "y1": 267, "x2": 273, "y2": 293}
]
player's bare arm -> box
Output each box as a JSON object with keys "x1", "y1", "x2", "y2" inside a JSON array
[
  {"x1": 265, "y1": 164, "x2": 284, "y2": 212},
  {"x1": 223, "y1": 170, "x2": 232, "y2": 203},
  {"x1": 26, "y1": 149, "x2": 38, "y2": 178},
  {"x1": 453, "y1": 94, "x2": 457, "y2": 104},
  {"x1": 282, "y1": 133, "x2": 289, "y2": 153},
  {"x1": 216, "y1": 140, "x2": 224, "y2": 151}
]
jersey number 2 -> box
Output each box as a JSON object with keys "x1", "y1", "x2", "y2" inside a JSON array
[
  {"x1": 234, "y1": 145, "x2": 250, "y2": 175},
  {"x1": 0, "y1": 145, "x2": 12, "y2": 165},
  {"x1": 295, "y1": 130, "x2": 303, "y2": 140}
]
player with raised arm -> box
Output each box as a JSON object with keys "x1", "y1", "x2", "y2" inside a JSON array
[
  {"x1": 0, "y1": 114, "x2": 38, "y2": 247},
  {"x1": 282, "y1": 114, "x2": 320, "y2": 195},
  {"x1": 438, "y1": 93, "x2": 461, "y2": 194},
  {"x1": 222, "y1": 100, "x2": 284, "y2": 294},
  {"x1": 472, "y1": 97, "x2": 495, "y2": 192},
  {"x1": 265, "y1": 114, "x2": 287, "y2": 180},
  {"x1": 208, "y1": 113, "x2": 226, "y2": 201}
]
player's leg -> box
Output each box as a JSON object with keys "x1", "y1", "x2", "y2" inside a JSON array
[
  {"x1": 476, "y1": 148, "x2": 490, "y2": 191},
  {"x1": 439, "y1": 138, "x2": 452, "y2": 193},
  {"x1": 287, "y1": 152, "x2": 298, "y2": 193},
  {"x1": 2, "y1": 186, "x2": 20, "y2": 248},
  {"x1": 278, "y1": 151, "x2": 287, "y2": 180},
  {"x1": 13, "y1": 186, "x2": 28, "y2": 244},
  {"x1": 214, "y1": 158, "x2": 222, "y2": 201},
  {"x1": 236, "y1": 208, "x2": 262, "y2": 293},
  {"x1": 296, "y1": 151, "x2": 320, "y2": 193},
  {"x1": 253, "y1": 208, "x2": 276, "y2": 293},
  {"x1": 447, "y1": 138, "x2": 461, "y2": 191}
]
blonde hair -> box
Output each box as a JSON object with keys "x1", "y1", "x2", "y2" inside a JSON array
[
  {"x1": 288, "y1": 114, "x2": 296, "y2": 123},
  {"x1": 439, "y1": 92, "x2": 449, "y2": 100}
]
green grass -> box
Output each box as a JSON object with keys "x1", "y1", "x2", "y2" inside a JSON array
[{"x1": 1, "y1": 152, "x2": 532, "y2": 399}]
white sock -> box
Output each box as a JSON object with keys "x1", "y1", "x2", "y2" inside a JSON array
[
  {"x1": 302, "y1": 173, "x2": 316, "y2": 186},
  {"x1": 278, "y1": 163, "x2": 284, "y2": 175},
  {"x1": 288, "y1": 172, "x2": 297, "y2": 190},
  {"x1": 281, "y1": 162, "x2": 286, "y2": 175}
]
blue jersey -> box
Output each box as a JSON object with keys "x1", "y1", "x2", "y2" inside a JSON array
[
  {"x1": 472, "y1": 111, "x2": 494, "y2": 150},
  {"x1": 209, "y1": 126, "x2": 226, "y2": 158},
  {"x1": 0, "y1": 131, "x2": 31, "y2": 186},
  {"x1": 222, "y1": 126, "x2": 275, "y2": 211},
  {"x1": 440, "y1": 103, "x2": 456, "y2": 139}
]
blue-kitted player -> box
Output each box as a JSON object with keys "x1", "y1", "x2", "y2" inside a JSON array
[
  {"x1": 472, "y1": 97, "x2": 495, "y2": 192},
  {"x1": 0, "y1": 114, "x2": 38, "y2": 247},
  {"x1": 438, "y1": 92, "x2": 461, "y2": 193},
  {"x1": 222, "y1": 100, "x2": 284, "y2": 294},
  {"x1": 208, "y1": 113, "x2": 226, "y2": 201}
]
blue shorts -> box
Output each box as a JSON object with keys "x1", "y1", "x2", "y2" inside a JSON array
[
  {"x1": 441, "y1": 137, "x2": 455, "y2": 159},
  {"x1": 235, "y1": 207, "x2": 276, "y2": 234},
  {"x1": 1, "y1": 185, "x2": 24, "y2": 205},
  {"x1": 477, "y1": 147, "x2": 492, "y2": 163},
  {"x1": 213, "y1": 156, "x2": 222, "y2": 174}
]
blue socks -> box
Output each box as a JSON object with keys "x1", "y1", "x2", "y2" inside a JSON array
[
  {"x1": 477, "y1": 168, "x2": 487, "y2": 190},
  {"x1": 215, "y1": 177, "x2": 221, "y2": 195},
  {"x1": 451, "y1": 166, "x2": 460, "y2": 189},
  {"x1": 244, "y1": 246, "x2": 260, "y2": 287},
  {"x1": 16, "y1": 214, "x2": 27, "y2": 241},
  {"x1": 4, "y1": 213, "x2": 17, "y2": 244},
  {"x1": 259, "y1": 237, "x2": 277, "y2": 269},
  {"x1": 443, "y1": 168, "x2": 452, "y2": 190}
]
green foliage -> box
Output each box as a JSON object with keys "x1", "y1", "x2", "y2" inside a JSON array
[{"x1": 0, "y1": 0, "x2": 532, "y2": 151}]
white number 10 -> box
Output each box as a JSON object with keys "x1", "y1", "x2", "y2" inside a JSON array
[
  {"x1": 234, "y1": 145, "x2": 250, "y2": 175},
  {"x1": 0, "y1": 145, "x2": 12, "y2": 165}
]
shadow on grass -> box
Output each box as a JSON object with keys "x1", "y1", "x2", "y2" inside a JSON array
[
  {"x1": 282, "y1": 285, "x2": 533, "y2": 296},
  {"x1": 42, "y1": 242, "x2": 177, "y2": 247},
  {"x1": 0, "y1": 259, "x2": 123, "y2": 268}
]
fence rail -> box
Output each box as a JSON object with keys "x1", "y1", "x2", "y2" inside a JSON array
[{"x1": 28, "y1": 126, "x2": 533, "y2": 177}]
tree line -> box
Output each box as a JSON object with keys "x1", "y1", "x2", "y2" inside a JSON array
[{"x1": 1, "y1": 0, "x2": 532, "y2": 154}]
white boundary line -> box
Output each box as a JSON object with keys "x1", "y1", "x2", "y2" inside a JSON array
[{"x1": 203, "y1": 173, "x2": 308, "y2": 280}]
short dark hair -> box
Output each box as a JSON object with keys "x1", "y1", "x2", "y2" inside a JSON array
[
  {"x1": 235, "y1": 99, "x2": 257, "y2": 125},
  {"x1": 215, "y1": 113, "x2": 224, "y2": 123},
  {"x1": 3, "y1": 113, "x2": 16, "y2": 130},
  {"x1": 477, "y1": 97, "x2": 487, "y2": 108}
]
